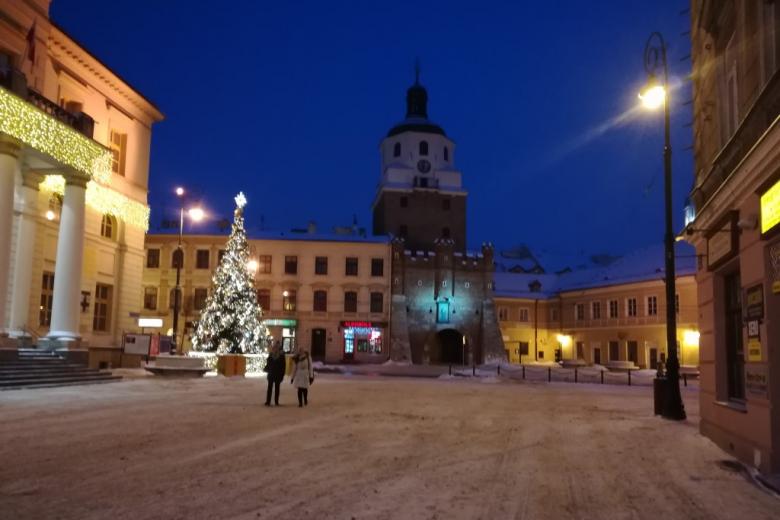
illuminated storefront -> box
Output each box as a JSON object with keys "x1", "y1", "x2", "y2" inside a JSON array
[
  {"x1": 340, "y1": 321, "x2": 386, "y2": 361},
  {"x1": 263, "y1": 318, "x2": 297, "y2": 353}
]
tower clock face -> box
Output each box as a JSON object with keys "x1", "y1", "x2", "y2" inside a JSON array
[{"x1": 417, "y1": 159, "x2": 431, "y2": 173}]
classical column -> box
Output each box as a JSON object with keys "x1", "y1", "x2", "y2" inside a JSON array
[
  {"x1": 47, "y1": 174, "x2": 88, "y2": 342},
  {"x1": 0, "y1": 136, "x2": 21, "y2": 334},
  {"x1": 9, "y1": 172, "x2": 42, "y2": 336}
]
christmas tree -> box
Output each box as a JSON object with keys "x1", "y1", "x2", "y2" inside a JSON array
[{"x1": 191, "y1": 192, "x2": 269, "y2": 354}]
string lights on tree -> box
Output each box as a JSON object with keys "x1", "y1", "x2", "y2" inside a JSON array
[{"x1": 191, "y1": 192, "x2": 269, "y2": 356}]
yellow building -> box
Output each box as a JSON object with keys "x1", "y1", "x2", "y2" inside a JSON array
[
  {"x1": 142, "y1": 230, "x2": 391, "y2": 364},
  {"x1": 494, "y1": 245, "x2": 699, "y2": 369},
  {"x1": 0, "y1": 2, "x2": 162, "y2": 348}
]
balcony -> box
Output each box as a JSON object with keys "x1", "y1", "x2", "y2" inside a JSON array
[{"x1": 692, "y1": 70, "x2": 780, "y2": 211}]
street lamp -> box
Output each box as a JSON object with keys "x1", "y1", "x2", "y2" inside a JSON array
[
  {"x1": 171, "y1": 186, "x2": 204, "y2": 355},
  {"x1": 640, "y1": 32, "x2": 686, "y2": 420}
]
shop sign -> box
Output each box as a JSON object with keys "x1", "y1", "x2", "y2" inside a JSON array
[
  {"x1": 264, "y1": 319, "x2": 297, "y2": 327},
  {"x1": 760, "y1": 178, "x2": 780, "y2": 235},
  {"x1": 341, "y1": 321, "x2": 388, "y2": 328},
  {"x1": 746, "y1": 365, "x2": 768, "y2": 398},
  {"x1": 707, "y1": 216, "x2": 737, "y2": 270},
  {"x1": 747, "y1": 337, "x2": 763, "y2": 362},
  {"x1": 745, "y1": 284, "x2": 764, "y2": 320}
]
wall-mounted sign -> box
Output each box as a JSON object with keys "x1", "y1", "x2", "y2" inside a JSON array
[
  {"x1": 138, "y1": 317, "x2": 164, "y2": 328},
  {"x1": 746, "y1": 365, "x2": 768, "y2": 398},
  {"x1": 770, "y1": 243, "x2": 780, "y2": 295},
  {"x1": 124, "y1": 333, "x2": 151, "y2": 355},
  {"x1": 745, "y1": 284, "x2": 764, "y2": 320},
  {"x1": 340, "y1": 321, "x2": 387, "y2": 328},
  {"x1": 707, "y1": 215, "x2": 737, "y2": 270},
  {"x1": 747, "y1": 338, "x2": 763, "y2": 362},
  {"x1": 264, "y1": 319, "x2": 298, "y2": 327},
  {"x1": 747, "y1": 320, "x2": 760, "y2": 338},
  {"x1": 760, "y1": 178, "x2": 780, "y2": 236}
]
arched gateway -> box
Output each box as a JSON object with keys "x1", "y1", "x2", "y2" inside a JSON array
[{"x1": 437, "y1": 329, "x2": 464, "y2": 365}]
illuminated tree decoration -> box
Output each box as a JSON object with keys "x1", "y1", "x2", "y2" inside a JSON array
[
  {"x1": 0, "y1": 86, "x2": 112, "y2": 183},
  {"x1": 39, "y1": 175, "x2": 150, "y2": 230},
  {"x1": 191, "y1": 193, "x2": 269, "y2": 356}
]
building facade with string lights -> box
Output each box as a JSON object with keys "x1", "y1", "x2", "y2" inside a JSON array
[
  {"x1": 0, "y1": 1, "x2": 163, "y2": 348},
  {"x1": 687, "y1": 1, "x2": 780, "y2": 475}
]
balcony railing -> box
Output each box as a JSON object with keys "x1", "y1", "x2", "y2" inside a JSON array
[{"x1": 692, "y1": 70, "x2": 780, "y2": 211}]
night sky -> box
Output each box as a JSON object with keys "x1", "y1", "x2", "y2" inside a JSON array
[{"x1": 51, "y1": 0, "x2": 694, "y2": 264}]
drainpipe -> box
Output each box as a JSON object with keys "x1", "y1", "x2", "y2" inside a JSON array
[{"x1": 533, "y1": 299, "x2": 538, "y2": 362}]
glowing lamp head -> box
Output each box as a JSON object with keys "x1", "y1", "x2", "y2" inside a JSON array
[
  {"x1": 282, "y1": 290, "x2": 289, "y2": 298},
  {"x1": 188, "y1": 207, "x2": 205, "y2": 222},
  {"x1": 175, "y1": 186, "x2": 185, "y2": 196},
  {"x1": 556, "y1": 334, "x2": 572, "y2": 348},
  {"x1": 247, "y1": 259, "x2": 258, "y2": 272},
  {"x1": 638, "y1": 77, "x2": 666, "y2": 110},
  {"x1": 45, "y1": 210, "x2": 55, "y2": 221},
  {"x1": 682, "y1": 330, "x2": 700, "y2": 347}
]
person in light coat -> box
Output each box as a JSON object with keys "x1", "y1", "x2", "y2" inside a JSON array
[{"x1": 291, "y1": 348, "x2": 314, "y2": 407}]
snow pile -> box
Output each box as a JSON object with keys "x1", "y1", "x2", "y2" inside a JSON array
[{"x1": 382, "y1": 359, "x2": 413, "y2": 367}]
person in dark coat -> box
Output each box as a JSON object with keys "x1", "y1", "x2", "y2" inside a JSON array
[{"x1": 264, "y1": 342, "x2": 286, "y2": 406}]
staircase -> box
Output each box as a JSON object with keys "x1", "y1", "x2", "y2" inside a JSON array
[{"x1": 0, "y1": 349, "x2": 122, "y2": 390}]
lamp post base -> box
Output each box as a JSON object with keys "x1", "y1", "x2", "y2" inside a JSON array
[{"x1": 662, "y1": 376, "x2": 686, "y2": 420}]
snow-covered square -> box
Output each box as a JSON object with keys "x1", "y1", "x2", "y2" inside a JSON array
[{"x1": 1, "y1": 375, "x2": 777, "y2": 519}]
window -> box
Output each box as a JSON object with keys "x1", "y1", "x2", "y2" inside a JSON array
[
  {"x1": 345, "y1": 257, "x2": 358, "y2": 276},
  {"x1": 519, "y1": 308, "x2": 529, "y2": 322},
  {"x1": 171, "y1": 249, "x2": 183, "y2": 269},
  {"x1": 760, "y1": 2, "x2": 777, "y2": 86},
  {"x1": 419, "y1": 140, "x2": 428, "y2": 156},
  {"x1": 443, "y1": 146, "x2": 449, "y2": 161},
  {"x1": 720, "y1": 34, "x2": 739, "y2": 144},
  {"x1": 592, "y1": 301, "x2": 601, "y2": 319},
  {"x1": 257, "y1": 255, "x2": 271, "y2": 274},
  {"x1": 627, "y1": 298, "x2": 637, "y2": 317},
  {"x1": 538, "y1": 351, "x2": 544, "y2": 360},
  {"x1": 315, "y1": 256, "x2": 328, "y2": 275},
  {"x1": 724, "y1": 272, "x2": 745, "y2": 400},
  {"x1": 519, "y1": 342, "x2": 529, "y2": 356},
  {"x1": 196, "y1": 250, "x2": 210, "y2": 269},
  {"x1": 218, "y1": 249, "x2": 226, "y2": 264},
  {"x1": 93, "y1": 283, "x2": 112, "y2": 332},
  {"x1": 109, "y1": 130, "x2": 127, "y2": 176},
  {"x1": 498, "y1": 307, "x2": 509, "y2": 321},
  {"x1": 576, "y1": 341, "x2": 585, "y2": 360},
  {"x1": 647, "y1": 296, "x2": 658, "y2": 316},
  {"x1": 143, "y1": 287, "x2": 158, "y2": 310},
  {"x1": 370, "y1": 292, "x2": 383, "y2": 313},
  {"x1": 399, "y1": 225, "x2": 408, "y2": 238},
  {"x1": 283, "y1": 290, "x2": 296, "y2": 311},
  {"x1": 313, "y1": 290, "x2": 327, "y2": 312},
  {"x1": 193, "y1": 288, "x2": 208, "y2": 310},
  {"x1": 371, "y1": 258, "x2": 384, "y2": 277},
  {"x1": 284, "y1": 256, "x2": 297, "y2": 275},
  {"x1": 609, "y1": 341, "x2": 620, "y2": 361},
  {"x1": 146, "y1": 249, "x2": 160, "y2": 268},
  {"x1": 436, "y1": 300, "x2": 449, "y2": 323},
  {"x1": 100, "y1": 214, "x2": 115, "y2": 239},
  {"x1": 393, "y1": 142, "x2": 401, "y2": 157},
  {"x1": 442, "y1": 198, "x2": 450, "y2": 211},
  {"x1": 575, "y1": 303, "x2": 585, "y2": 321},
  {"x1": 550, "y1": 307, "x2": 559, "y2": 321},
  {"x1": 627, "y1": 341, "x2": 638, "y2": 365},
  {"x1": 609, "y1": 300, "x2": 618, "y2": 318},
  {"x1": 442, "y1": 227, "x2": 450, "y2": 239},
  {"x1": 257, "y1": 289, "x2": 271, "y2": 310},
  {"x1": 169, "y1": 288, "x2": 180, "y2": 310},
  {"x1": 344, "y1": 291, "x2": 358, "y2": 313},
  {"x1": 400, "y1": 196, "x2": 408, "y2": 208},
  {"x1": 39, "y1": 272, "x2": 54, "y2": 326}
]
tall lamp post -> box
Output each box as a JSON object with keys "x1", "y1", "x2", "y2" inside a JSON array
[
  {"x1": 172, "y1": 186, "x2": 204, "y2": 355},
  {"x1": 639, "y1": 32, "x2": 686, "y2": 420}
]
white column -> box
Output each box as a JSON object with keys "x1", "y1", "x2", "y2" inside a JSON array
[
  {"x1": 9, "y1": 174, "x2": 41, "y2": 336},
  {"x1": 0, "y1": 137, "x2": 21, "y2": 335},
  {"x1": 47, "y1": 175, "x2": 88, "y2": 341}
]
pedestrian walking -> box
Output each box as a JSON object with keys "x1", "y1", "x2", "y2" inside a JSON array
[
  {"x1": 264, "y1": 342, "x2": 286, "y2": 406},
  {"x1": 291, "y1": 347, "x2": 314, "y2": 407}
]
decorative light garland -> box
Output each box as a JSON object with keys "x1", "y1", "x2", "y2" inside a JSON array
[
  {"x1": 40, "y1": 175, "x2": 150, "y2": 230},
  {"x1": 0, "y1": 86, "x2": 112, "y2": 183}
]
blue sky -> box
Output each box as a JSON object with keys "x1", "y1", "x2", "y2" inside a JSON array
[{"x1": 52, "y1": 0, "x2": 695, "y2": 261}]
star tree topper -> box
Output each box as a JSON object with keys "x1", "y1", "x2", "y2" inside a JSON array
[{"x1": 235, "y1": 192, "x2": 247, "y2": 209}]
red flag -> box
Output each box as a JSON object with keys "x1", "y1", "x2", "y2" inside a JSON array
[{"x1": 26, "y1": 21, "x2": 36, "y2": 62}]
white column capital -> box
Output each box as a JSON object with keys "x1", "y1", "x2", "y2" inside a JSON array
[{"x1": 0, "y1": 135, "x2": 22, "y2": 158}]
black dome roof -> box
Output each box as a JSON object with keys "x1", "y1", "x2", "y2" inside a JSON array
[{"x1": 386, "y1": 75, "x2": 446, "y2": 137}]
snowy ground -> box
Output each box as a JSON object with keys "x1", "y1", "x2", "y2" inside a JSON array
[{"x1": 1, "y1": 374, "x2": 777, "y2": 520}]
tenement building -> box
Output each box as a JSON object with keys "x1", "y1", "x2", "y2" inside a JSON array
[
  {"x1": 142, "y1": 229, "x2": 391, "y2": 364},
  {"x1": 493, "y1": 244, "x2": 699, "y2": 369},
  {"x1": 688, "y1": 1, "x2": 780, "y2": 474},
  {"x1": 0, "y1": 1, "x2": 162, "y2": 348},
  {"x1": 374, "y1": 76, "x2": 505, "y2": 365}
]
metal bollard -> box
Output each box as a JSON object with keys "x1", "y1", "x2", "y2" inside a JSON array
[
  {"x1": 575, "y1": 367, "x2": 578, "y2": 383},
  {"x1": 683, "y1": 373, "x2": 687, "y2": 387},
  {"x1": 548, "y1": 367, "x2": 552, "y2": 382},
  {"x1": 472, "y1": 365, "x2": 476, "y2": 376},
  {"x1": 522, "y1": 365, "x2": 525, "y2": 379},
  {"x1": 497, "y1": 364, "x2": 501, "y2": 376},
  {"x1": 449, "y1": 364, "x2": 452, "y2": 376},
  {"x1": 628, "y1": 370, "x2": 632, "y2": 386},
  {"x1": 601, "y1": 371, "x2": 604, "y2": 384}
]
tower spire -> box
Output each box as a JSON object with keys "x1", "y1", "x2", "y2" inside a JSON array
[{"x1": 414, "y1": 57, "x2": 420, "y2": 84}]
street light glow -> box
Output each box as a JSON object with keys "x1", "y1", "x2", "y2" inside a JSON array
[
  {"x1": 247, "y1": 259, "x2": 258, "y2": 272},
  {"x1": 638, "y1": 85, "x2": 666, "y2": 110},
  {"x1": 188, "y1": 207, "x2": 205, "y2": 222},
  {"x1": 175, "y1": 186, "x2": 184, "y2": 196},
  {"x1": 45, "y1": 210, "x2": 55, "y2": 221}
]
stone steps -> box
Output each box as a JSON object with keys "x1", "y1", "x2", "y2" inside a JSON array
[{"x1": 0, "y1": 349, "x2": 121, "y2": 390}]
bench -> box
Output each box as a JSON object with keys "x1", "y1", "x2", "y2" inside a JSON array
[{"x1": 144, "y1": 355, "x2": 209, "y2": 377}]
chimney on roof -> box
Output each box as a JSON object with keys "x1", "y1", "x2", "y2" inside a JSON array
[{"x1": 308, "y1": 221, "x2": 316, "y2": 234}]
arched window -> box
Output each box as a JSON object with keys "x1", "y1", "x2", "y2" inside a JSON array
[
  {"x1": 443, "y1": 146, "x2": 449, "y2": 161},
  {"x1": 100, "y1": 214, "x2": 115, "y2": 239},
  {"x1": 419, "y1": 141, "x2": 428, "y2": 156},
  {"x1": 393, "y1": 142, "x2": 401, "y2": 157}
]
